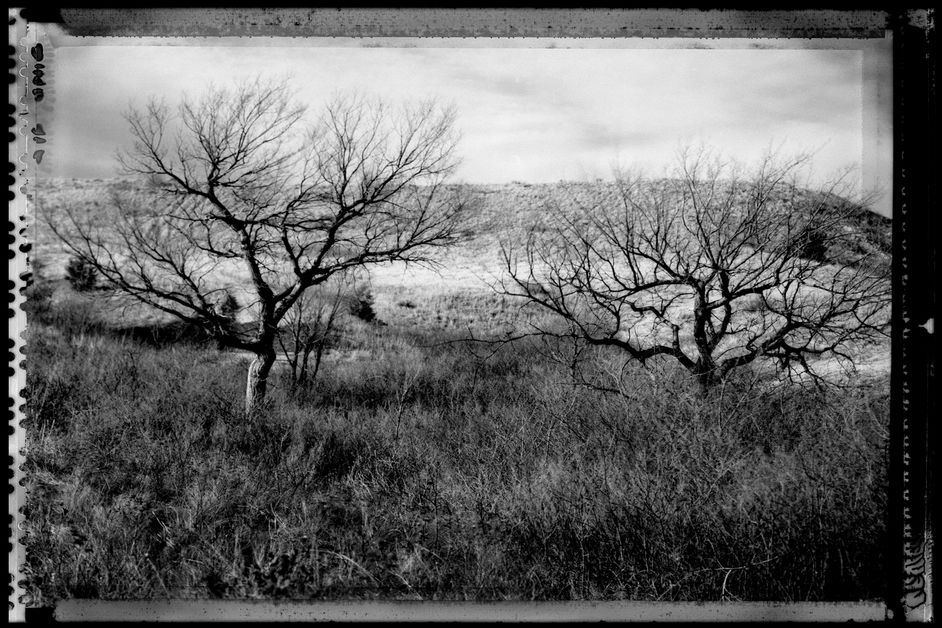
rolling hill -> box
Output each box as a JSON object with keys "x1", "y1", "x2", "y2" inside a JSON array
[{"x1": 29, "y1": 176, "x2": 892, "y2": 274}]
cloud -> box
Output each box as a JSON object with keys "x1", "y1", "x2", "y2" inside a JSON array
[{"x1": 42, "y1": 42, "x2": 887, "y2": 214}]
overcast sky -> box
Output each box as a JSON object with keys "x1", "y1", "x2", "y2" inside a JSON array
[{"x1": 41, "y1": 37, "x2": 892, "y2": 215}]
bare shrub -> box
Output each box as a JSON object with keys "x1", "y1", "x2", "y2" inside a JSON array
[{"x1": 276, "y1": 280, "x2": 348, "y2": 392}]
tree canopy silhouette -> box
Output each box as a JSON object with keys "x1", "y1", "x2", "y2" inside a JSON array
[
  {"x1": 51, "y1": 78, "x2": 473, "y2": 413},
  {"x1": 499, "y1": 148, "x2": 890, "y2": 392}
]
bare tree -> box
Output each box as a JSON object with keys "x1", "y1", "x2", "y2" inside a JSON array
[
  {"x1": 276, "y1": 278, "x2": 348, "y2": 392},
  {"x1": 49, "y1": 78, "x2": 472, "y2": 413},
  {"x1": 500, "y1": 148, "x2": 891, "y2": 393}
]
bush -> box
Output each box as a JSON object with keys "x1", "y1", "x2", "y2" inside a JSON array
[
  {"x1": 217, "y1": 292, "x2": 239, "y2": 320},
  {"x1": 23, "y1": 281, "x2": 55, "y2": 323},
  {"x1": 65, "y1": 256, "x2": 98, "y2": 292},
  {"x1": 214, "y1": 291, "x2": 240, "y2": 340},
  {"x1": 345, "y1": 285, "x2": 377, "y2": 323},
  {"x1": 794, "y1": 224, "x2": 829, "y2": 262}
]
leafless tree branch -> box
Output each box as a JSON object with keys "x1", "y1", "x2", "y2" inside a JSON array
[
  {"x1": 50, "y1": 78, "x2": 472, "y2": 413},
  {"x1": 498, "y1": 147, "x2": 891, "y2": 393}
]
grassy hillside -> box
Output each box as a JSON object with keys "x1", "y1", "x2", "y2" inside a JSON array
[
  {"x1": 19, "y1": 177, "x2": 891, "y2": 603},
  {"x1": 29, "y1": 177, "x2": 893, "y2": 269}
]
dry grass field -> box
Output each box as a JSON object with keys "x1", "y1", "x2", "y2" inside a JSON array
[{"x1": 21, "y1": 177, "x2": 891, "y2": 603}]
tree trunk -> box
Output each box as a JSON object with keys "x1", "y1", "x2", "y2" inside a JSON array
[
  {"x1": 297, "y1": 340, "x2": 315, "y2": 388},
  {"x1": 695, "y1": 367, "x2": 720, "y2": 394},
  {"x1": 245, "y1": 348, "x2": 276, "y2": 415},
  {"x1": 310, "y1": 341, "x2": 327, "y2": 385}
]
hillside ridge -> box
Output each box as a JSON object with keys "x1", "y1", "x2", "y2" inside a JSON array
[{"x1": 32, "y1": 176, "x2": 892, "y2": 262}]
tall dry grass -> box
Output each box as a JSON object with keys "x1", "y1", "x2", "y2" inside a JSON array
[{"x1": 20, "y1": 281, "x2": 889, "y2": 603}]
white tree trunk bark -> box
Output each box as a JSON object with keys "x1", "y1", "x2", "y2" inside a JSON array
[{"x1": 245, "y1": 350, "x2": 276, "y2": 415}]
